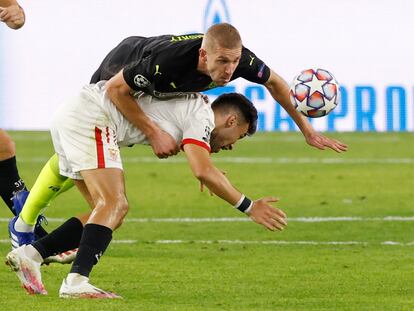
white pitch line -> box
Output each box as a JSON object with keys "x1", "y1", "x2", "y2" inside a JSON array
[
  {"x1": 2, "y1": 216, "x2": 414, "y2": 223},
  {"x1": 248, "y1": 136, "x2": 403, "y2": 143},
  {"x1": 122, "y1": 216, "x2": 414, "y2": 223},
  {"x1": 0, "y1": 239, "x2": 413, "y2": 246},
  {"x1": 9, "y1": 133, "x2": 403, "y2": 143},
  {"x1": 15, "y1": 156, "x2": 414, "y2": 164},
  {"x1": 153, "y1": 240, "x2": 367, "y2": 246},
  {"x1": 124, "y1": 157, "x2": 414, "y2": 164}
]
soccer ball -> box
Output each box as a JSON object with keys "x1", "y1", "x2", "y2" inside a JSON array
[{"x1": 289, "y1": 68, "x2": 340, "y2": 118}]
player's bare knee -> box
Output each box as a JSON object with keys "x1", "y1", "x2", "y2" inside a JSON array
[
  {"x1": 115, "y1": 196, "x2": 129, "y2": 221},
  {"x1": 0, "y1": 133, "x2": 16, "y2": 160},
  {"x1": 95, "y1": 194, "x2": 128, "y2": 219}
]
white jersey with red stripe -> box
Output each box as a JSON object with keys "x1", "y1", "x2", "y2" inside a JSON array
[
  {"x1": 50, "y1": 81, "x2": 214, "y2": 179},
  {"x1": 95, "y1": 82, "x2": 214, "y2": 151}
]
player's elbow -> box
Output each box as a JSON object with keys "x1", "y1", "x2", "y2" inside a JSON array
[
  {"x1": 106, "y1": 75, "x2": 130, "y2": 99},
  {"x1": 192, "y1": 166, "x2": 214, "y2": 183},
  {"x1": 105, "y1": 82, "x2": 121, "y2": 99},
  {"x1": 7, "y1": 22, "x2": 24, "y2": 30},
  {"x1": 106, "y1": 83, "x2": 130, "y2": 107}
]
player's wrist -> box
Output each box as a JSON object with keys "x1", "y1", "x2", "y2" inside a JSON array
[{"x1": 234, "y1": 195, "x2": 253, "y2": 214}]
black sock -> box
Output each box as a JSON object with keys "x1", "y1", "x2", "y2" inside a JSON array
[
  {"x1": 70, "y1": 223, "x2": 112, "y2": 278},
  {"x1": 33, "y1": 217, "x2": 84, "y2": 259},
  {"x1": 34, "y1": 226, "x2": 49, "y2": 238},
  {"x1": 0, "y1": 156, "x2": 26, "y2": 213}
]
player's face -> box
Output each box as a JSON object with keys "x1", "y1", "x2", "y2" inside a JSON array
[
  {"x1": 210, "y1": 120, "x2": 249, "y2": 153},
  {"x1": 204, "y1": 46, "x2": 242, "y2": 86}
]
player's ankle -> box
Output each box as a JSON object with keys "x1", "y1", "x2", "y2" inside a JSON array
[
  {"x1": 66, "y1": 273, "x2": 89, "y2": 286},
  {"x1": 23, "y1": 244, "x2": 43, "y2": 263},
  {"x1": 14, "y1": 216, "x2": 34, "y2": 232}
]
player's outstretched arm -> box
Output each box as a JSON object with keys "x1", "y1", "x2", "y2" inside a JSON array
[
  {"x1": 0, "y1": 0, "x2": 25, "y2": 29},
  {"x1": 183, "y1": 144, "x2": 287, "y2": 231},
  {"x1": 264, "y1": 70, "x2": 348, "y2": 153},
  {"x1": 105, "y1": 71, "x2": 179, "y2": 158}
]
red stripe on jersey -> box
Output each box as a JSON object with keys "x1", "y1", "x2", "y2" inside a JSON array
[
  {"x1": 181, "y1": 138, "x2": 211, "y2": 153},
  {"x1": 95, "y1": 127, "x2": 105, "y2": 168}
]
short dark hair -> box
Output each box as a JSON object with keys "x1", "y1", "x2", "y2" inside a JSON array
[{"x1": 211, "y1": 93, "x2": 258, "y2": 136}]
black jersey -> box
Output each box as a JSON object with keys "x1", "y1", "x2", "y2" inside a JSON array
[{"x1": 90, "y1": 34, "x2": 271, "y2": 99}]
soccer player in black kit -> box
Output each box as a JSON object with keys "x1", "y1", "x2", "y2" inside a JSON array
[
  {"x1": 95, "y1": 23, "x2": 348, "y2": 157},
  {"x1": 7, "y1": 23, "x2": 347, "y2": 298}
]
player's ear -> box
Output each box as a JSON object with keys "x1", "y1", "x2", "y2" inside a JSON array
[
  {"x1": 199, "y1": 48, "x2": 207, "y2": 61},
  {"x1": 225, "y1": 114, "x2": 237, "y2": 128}
]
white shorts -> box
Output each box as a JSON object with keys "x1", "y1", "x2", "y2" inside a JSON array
[{"x1": 50, "y1": 86, "x2": 122, "y2": 180}]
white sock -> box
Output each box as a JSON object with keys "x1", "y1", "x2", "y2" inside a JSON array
[
  {"x1": 23, "y1": 245, "x2": 43, "y2": 264},
  {"x1": 14, "y1": 216, "x2": 35, "y2": 232},
  {"x1": 66, "y1": 273, "x2": 89, "y2": 286}
]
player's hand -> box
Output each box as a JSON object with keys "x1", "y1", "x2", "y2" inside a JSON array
[
  {"x1": 0, "y1": 5, "x2": 25, "y2": 30},
  {"x1": 305, "y1": 131, "x2": 348, "y2": 153},
  {"x1": 247, "y1": 197, "x2": 287, "y2": 231},
  {"x1": 147, "y1": 129, "x2": 179, "y2": 159},
  {"x1": 200, "y1": 170, "x2": 226, "y2": 195}
]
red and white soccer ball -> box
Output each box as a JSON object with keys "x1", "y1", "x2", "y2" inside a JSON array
[{"x1": 289, "y1": 68, "x2": 340, "y2": 118}]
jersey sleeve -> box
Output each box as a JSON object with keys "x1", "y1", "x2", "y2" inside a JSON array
[
  {"x1": 181, "y1": 105, "x2": 215, "y2": 153},
  {"x1": 122, "y1": 56, "x2": 155, "y2": 92},
  {"x1": 233, "y1": 46, "x2": 271, "y2": 84}
]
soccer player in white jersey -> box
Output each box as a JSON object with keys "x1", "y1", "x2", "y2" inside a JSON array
[
  {"x1": 6, "y1": 83, "x2": 287, "y2": 298},
  {"x1": 8, "y1": 23, "x2": 348, "y2": 254}
]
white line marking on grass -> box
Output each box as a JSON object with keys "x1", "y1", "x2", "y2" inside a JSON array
[
  {"x1": 288, "y1": 216, "x2": 414, "y2": 222},
  {"x1": 1, "y1": 239, "x2": 413, "y2": 246},
  {"x1": 10, "y1": 133, "x2": 402, "y2": 143},
  {"x1": 16, "y1": 156, "x2": 414, "y2": 165},
  {"x1": 2, "y1": 216, "x2": 414, "y2": 223},
  {"x1": 111, "y1": 239, "x2": 138, "y2": 244},
  {"x1": 247, "y1": 136, "x2": 402, "y2": 143},
  {"x1": 123, "y1": 217, "x2": 251, "y2": 223},
  {"x1": 154, "y1": 240, "x2": 366, "y2": 245},
  {"x1": 122, "y1": 216, "x2": 414, "y2": 223}
]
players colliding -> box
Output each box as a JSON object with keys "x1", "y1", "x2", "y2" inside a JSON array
[
  {"x1": 6, "y1": 83, "x2": 287, "y2": 298},
  {"x1": 5, "y1": 22, "x2": 345, "y2": 299}
]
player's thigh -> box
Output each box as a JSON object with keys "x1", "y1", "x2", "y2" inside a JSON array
[
  {"x1": 0, "y1": 129, "x2": 15, "y2": 159},
  {"x1": 80, "y1": 168, "x2": 128, "y2": 229},
  {"x1": 73, "y1": 179, "x2": 95, "y2": 209},
  {"x1": 72, "y1": 179, "x2": 94, "y2": 225},
  {"x1": 80, "y1": 168, "x2": 126, "y2": 206}
]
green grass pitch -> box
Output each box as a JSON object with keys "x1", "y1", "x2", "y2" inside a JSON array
[{"x1": 0, "y1": 131, "x2": 414, "y2": 310}]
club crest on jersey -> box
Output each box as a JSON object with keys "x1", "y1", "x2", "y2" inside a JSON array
[
  {"x1": 134, "y1": 74, "x2": 151, "y2": 88},
  {"x1": 108, "y1": 147, "x2": 119, "y2": 161},
  {"x1": 257, "y1": 63, "x2": 265, "y2": 78}
]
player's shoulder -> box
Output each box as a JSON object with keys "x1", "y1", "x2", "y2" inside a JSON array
[
  {"x1": 239, "y1": 45, "x2": 260, "y2": 63},
  {"x1": 233, "y1": 45, "x2": 270, "y2": 83},
  {"x1": 175, "y1": 94, "x2": 213, "y2": 118},
  {"x1": 191, "y1": 94, "x2": 214, "y2": 124},
  {"x1": 169, "y1": 33, "x2": 204, "y2": 43},
  {"x1": 148, "y1": 33, "x2": 202, "y2": 66}
]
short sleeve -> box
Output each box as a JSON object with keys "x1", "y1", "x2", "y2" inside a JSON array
[
  {"x1": 181, "y1": 105, "x2": 215, "y2": 153},
  {"x1": 233, "y1": 46, "x2": 271, "y2": 84},
  {"x1": 123, "y1": 57, "x2": 155, "y2": 92}
]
